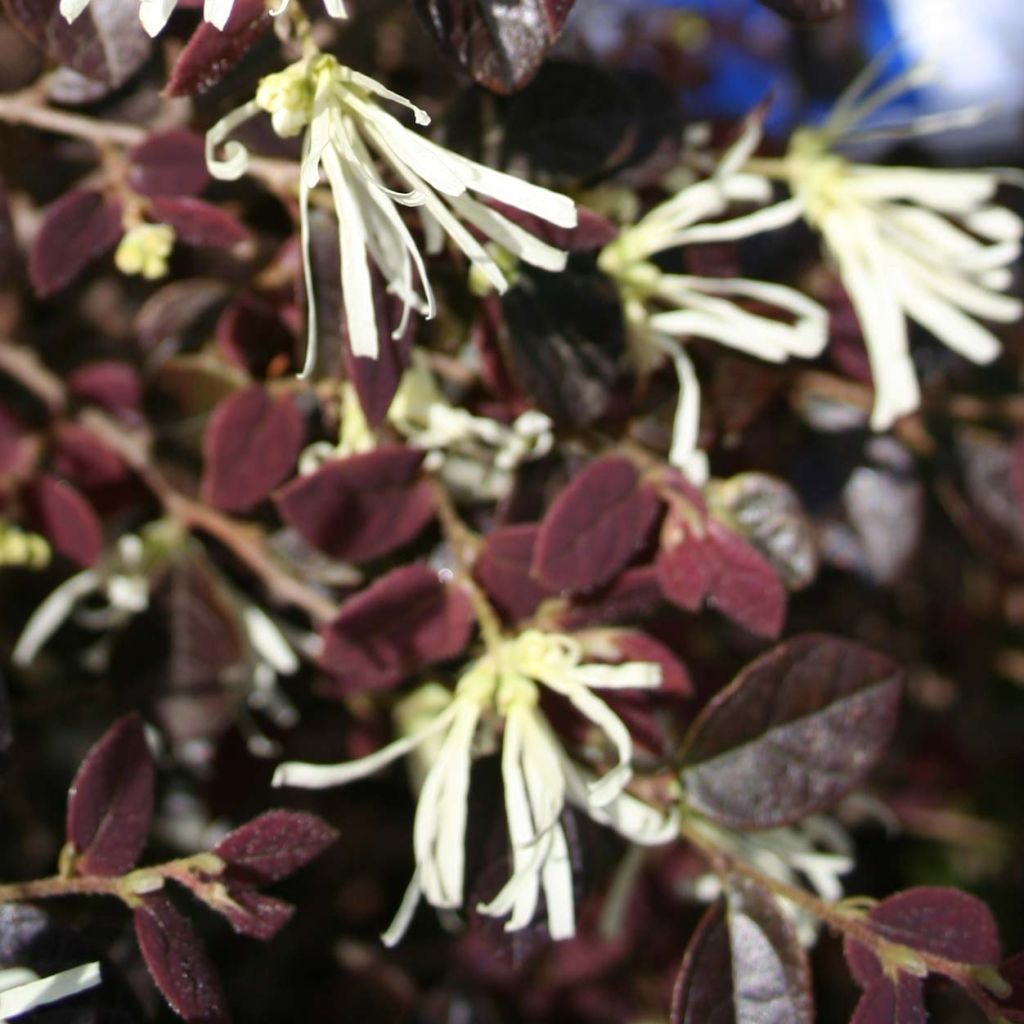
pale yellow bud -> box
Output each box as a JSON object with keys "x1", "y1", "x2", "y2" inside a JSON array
[{"x1": 115, "y1": 223, "x2": 175, "y2": 281}]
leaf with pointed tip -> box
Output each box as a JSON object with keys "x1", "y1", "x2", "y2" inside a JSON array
[
  {"x1": 129, "y1": 132, "x2": 210, "y2": 199},
  {"x1": 201, "y1": 386, "x2": 304, "y2": 513},
  {"x1": 671, "y1": 879, "x2": 813, "y2": 1024},
  {"x1": 134, "y1": 895, "x2": 228, "y2": 1024},
  {"x1": 23, "y1": 475, "x2": 103, "y2": 567},
  {"x1": 66, "y1": 714, "x2": 155, "y2": 877},
  {"x1": 410, "y1": 0, "x2": 577, "y2": 93},
  {"x1": 849, "y1": 977, "x2": 926, "y2": 1024},
  {"x1": 215, "y1": 887, "x2": 294, "y2": 942},
  {"x1": 166, "y1": 0, "x2": 272, "y2": 96},
  {"x1": 275, "y1": 446, "x2": 435, "y2": 563},
  {"x1": 150, "y1": 197, "x2": 249, "y2": 250},
  {"x1": 474, "y1": 523, "x2": 554, "y2": 623},
  {"x1": 213, "y1": 810, "x2": 338, "y2": 886},
  {"x1": 680, "y1": 634, "x2": 902, "y2": 829},
  {"x1": 533, "y1": 456, "x2": 660, "y2": 594},
  {"x1": 28, "y1": 190, "x2": 122, "y2": 297},
  {"x1": 318, "y1": 565, "x2": 474, "y2": 696}
]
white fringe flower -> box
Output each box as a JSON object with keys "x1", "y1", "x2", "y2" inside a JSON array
[
  {"x1": 60, "y1": 0, "x2": 346, "y2": 37},
  {"x1": 598, "y1": 131, "x2": 827, "y2": 482},
  {"x1": 0, "y1": 963, "x2": 101, "y2": 1022},
  {"x1": 668, "y1": 59, "x2": 1024, "y2": 430},
  {"x1": 206, "y1": 54, "x2": 577, "y2": 374},
  {"x1": 274, "y1": 629, "x2": 676, "y2": 944}
]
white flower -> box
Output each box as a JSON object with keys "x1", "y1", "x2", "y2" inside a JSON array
[
  {"x1": 668, "y1": 60, "x2": 1024, "y2": 430},
  {"x1": 206, "y1": 55, "x2": 577, "y2": 375},
  {"x1": 60, "y1": 0, "x2": 346, "y2": 37},
  {"x1": 273, "y1": 629, "x2": 676, "y2": 943},
  {"x1": 598, "y1": 128, "x2": 827, "y2": 482},
  {"x1": 0, "y1": 963, "x2": 101, "y2": 1022}
]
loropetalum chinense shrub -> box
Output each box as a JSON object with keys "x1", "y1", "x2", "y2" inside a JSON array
[{"x1": 3, "y1": 0, "x2": 1024, "y2": 1021}]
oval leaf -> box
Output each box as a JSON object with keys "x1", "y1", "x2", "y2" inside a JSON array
[
  {"x1": 533, "y1": 456, "x2": 660, "y2": 593},
  {"x1": 276, "y1": 446, "x2": 435, "y2": 563},
  {"x1": 150, "y1": 196, "x2": 249, "y2": 250},
  {"x1": 28, "y1": 189, "x2": 122, "y2": 297},
  {"x1": 134, "y1": 894, "x2": 228, "y2": 1024},
  {"x1": 129, "y1": 131, "x2": 210, "y2": 199},
  {"x1": 66, "y1": 713, "x2": 155, "y2": 877},
  {"x1": 23, "y1": 475, "x2": 103, "y2": 567},
  {"x1": 318, "y1": 565, "x2": 474, "y2": 696},
  {"x1": 680, "y1": 634, "x2": 903, "y2": 829},
  {"x1": 201, "y1": 386, "x2": 304, "y2": 513},
  {"x1": 213, "y1": 810, "x2": 338, "y2": 886},
  {"x1": 474, "y1": 523, "x2": 554, "y2": 623}
]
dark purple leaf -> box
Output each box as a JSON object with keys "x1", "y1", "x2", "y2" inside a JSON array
[
  {"x1": 216, "y1": 290, "x2": 298, "y2": 378},
  {"x1": 28, "y1": 189, "x2": 122, "y2": 297},
  {"x1": 474, "y1": 523, "x2": 554, "y2": 623},
  {"x1": 849, "y1": 977, "x2": 927, "y2": 1024},
  {"x1": 149, "y1": 197, "x2": 249, "y2": 250},
  {"x1": 757, "y1": 0, "x2": 845, "y2": 20},
  {"x1": 166, "y1": 0, "x2": 272, "y2": 96},
  {"x1": 671, "y1": 879, "x2": 813, "y2": 1024},
  {"x1": 213, "y1": 810, "x2": 338, "y2": 886},
  {"x1": 533, "y1": 456, "x2": 660, "y2": 593},
  {"x1": 129, "y1": 131, "x2": 210, "y2": 198},
  {"x1": 656, "y1": 508, "x2": 715, "y2": 613},
  {"x1": 275, "y1": 446, "x2": 435, "y2": 563},
  {"x1": 410, "y1": 0, "x2": 577, "y2": 93},
  {"x1": 66, "y1": 713, "x2": 155, "y2": 877},
  {"x1": 560, "y1": 564, "x2": 665, "y2": 629},
  {"x1": 200, "y1": 386, "x2": 304, "y2": 513},
  {"x1": 2, "y1": 0, "x2": 150, "y2": 88},
  {"x1": 844, "y1": 888, "x2": 1002, "y2": 987},
  {"x1": 23, "y1": 474, "x2": 103, "y2": 567},
  {"x1": 67, "y1": 361, "x2": 143, "y2": 419},
  {"x1": 996, "y1": 952, "x2": 1024, "y2": 1022},
  {"x1": 214, "y1": 886, "x2": 294, "y2": 941},
  {"x1": 680, "y1": 634, "x2": 903, "y2": 829},
  {"x1": 318, "y1": 565, "x2": 474, "y2": 696},
  {"x1": 51, "y1": 423, "x2": 129, "y2": 490},
  {"x1": 134, "y1": 894, "x2": 228, "y2": 1024}
]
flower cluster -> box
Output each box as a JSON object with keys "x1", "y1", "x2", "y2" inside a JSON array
[{"x1": 274, "y1": 628, "x2": 676, "y2": 943}]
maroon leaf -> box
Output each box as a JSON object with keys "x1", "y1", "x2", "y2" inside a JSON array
[
  {"x1": 2, "y1": 0, "x2": 150, "y2": 88},
  {"x1": 844, "y1": 888, "x2": 1002, "y2": 987},
  {"x1": 849, "y1": 977, "x2": 926, "y2": 1024},
  {"x1": 533, "y1": 457, "x2": 660, "y2": 594},
  {"x1": 67, "y1": 361, "x2": 143, "y2": 419},
  {"x1": 129, "y1": 131, "x2": 210, "y2": 198},
  {"x1": 680, "y1": 634, "x2": 903, "y2": 829},
  {"x1": 28, "y1": 189, "x2": 122, "y2": 297},
  {"x1": 149, "y1": 197, "x2": 249, "y2": 250},
  {"x1": 51, "y1": 423, "x2": 129, "y2": 490},
  {"x1": 201, "y1": 386, "x2": 304, "y2": 513},
  {"x1": 656, "y1": 508, "x2": 715, "y2": 612},
  {"x1": 166, "y1": 0, "x2": 273, "y2": 96},
  {"x1": 134, "y1": 894, "x2": 229, "y2": 1024},
  {"x1": 996, "y1": 952, "x2": 1024, "y2": 1022},
  {"x1": 66, "y1": 713, "x2": 155, "y2": 877},
  {"x1": 0, "y1": 405, "x2": 40, "y2": 481},
  {"x1": 213, "y1": 810, "x2": 338, "y2": 886},
  {"x1": 474, "y1": 523, "x2": 554, "y2": 623},
  {"x1": 560, "y1": 564, "x2": 664, "y2": 630},
  {"x1": 410, "y1": 0, "x2": 578, "y2": 93},
  {"x1": 23, "y1": 474, "x2": 103, "y2": 567},
  {"x1": 215, "y1": 887, "x2": 294, "y2": 941},
  {"x1": 318, "y1": 565, "x2": 474, "y2": 695},
  {"x1": 671, "y1": 879, "x2": 813, "y2": 1024},
  {"x1": 276, "y1": 446, "x2": 435, "y2": 563}
]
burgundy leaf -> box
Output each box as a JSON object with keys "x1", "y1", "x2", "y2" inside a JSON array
[
  {"x1": 671, "y1": 879, "x2": 813, "y2": 1024},
  {"x1": 67, "y1": 360, "x2": 143, "y2": 418},
  {"x1": 560, "y1": 564, "x2": 664, "y2": 630},
  {"x1": 849, "y1": 977, "x2": 926, "y2": 1024},
  {"x1": 213, "y1": 810, "x2": 338, "y2": 886},
  {"x1": 318, "y1": 565, "x2": 474, "y2": 695},
  {"x1": 28, "y1": 189, "x2": 122, "y2": 297},
  {"x1": 51, "y1": 423, "x2": 129, "y2": 490},
  {"x1": 275, "y1": 446, "x2": 435, "y2": 563},
  {"x1": 200, "y1": 386, "x2": 304, "y2": 513},
  {"x1": 66, "y1": 713, "x2": 155, "y2": 877},
  {"x1": 680, "y1": 634, "x2": 903, "y2": 829},
  {"x1": 166, "y1": 0, "x2": 272, "y2": 96},
  {"x1": 2, "y1": 0, "x2": 150, "y2": 88},
  {"x1": 149, "y1": 197, "x2": 249, "y2": 250},
  {"x1": 474, "y1": 523, "x2": 554, "y2": 623},
  {"x1": 656, "y1": 508, "x2": 715, "y2": 612},
  {"x1": 0, "y1": 405, "x2": 40, "y2": 481},
  {"x1": 134, "y1": 894, "x2": 229, "y2": 1024},
  {"x1": 577, "y1": 628, "x2": 693, "y2": 696},
  {"x1": 129, "y1": 131, "x2": 210, "y2": 198},
  {"x1": 215, "y1": 886, "x2": 294, "y2": 941},
  {"x1": 23, "y1": 474, "x2": 103, "y2": 567},
  {"x1": 216, "y1": 290, "x2": 298, "y2": 378},
  {"x1": 533, "y1": 457, "x2": 660, "y2": 593},
  {"x1": 844, "y1": 888, "x2": 1002, "y2": 987}
]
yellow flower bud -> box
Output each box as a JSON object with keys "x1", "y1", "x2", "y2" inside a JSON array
[{"x1": 115, "y1": 223, "x2": 175, "y2": 281}]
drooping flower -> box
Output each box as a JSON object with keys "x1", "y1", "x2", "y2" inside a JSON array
[
  {"x1": 60, "y1": 0, "x2": 346, "y2": 38},
  {"x1": 667, "y1": 58, "x2": 1024, "y2": 430},
  {"x1": 206, "y1": 54, "x2": 577, "y2": 374},
  {"x1": 274, "y1": 629, "x2": 676, "y2": 943},
  {"x1": 598, "y1": 127, "x2": 828, "y2": 482},
  {"x1": 0, "y1": 962, "x2": 101, "y2": 1021}
]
